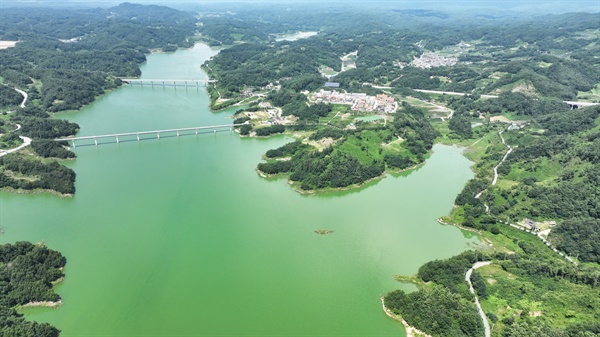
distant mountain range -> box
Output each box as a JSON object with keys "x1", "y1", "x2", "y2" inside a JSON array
[{"x1": 2, "y1": 0, "x2": 599, "y2": 15}]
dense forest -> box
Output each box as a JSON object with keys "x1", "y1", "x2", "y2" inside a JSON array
[
  {"x1": 0, "y1": 3, "x2": 198, "y2": 195},
  {"x1": 0, "y1": 242, "x2": 66, "y2": 337}
]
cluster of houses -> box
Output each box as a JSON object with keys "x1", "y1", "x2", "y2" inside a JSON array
[
  {"x1": 521, "y1": 218, "x2": 557, "y2": 232},
  {"x1": 243, "y1": 107, "x2": 291, "y2": 125},
  {"x1": 311, "y1": 90, "x2": 398, "y2": 113},
  {"x1": 410, "y1": 52, "x2": 458, "y2": 69}
]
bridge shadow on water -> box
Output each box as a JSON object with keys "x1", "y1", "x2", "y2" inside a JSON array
[{"x1": 71, "y1": 129, "x2": 233, "y2": 148}]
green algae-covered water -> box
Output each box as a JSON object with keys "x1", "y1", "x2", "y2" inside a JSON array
[{"x1": 0, "y1": 43, "x2": 478, "y2": 336}]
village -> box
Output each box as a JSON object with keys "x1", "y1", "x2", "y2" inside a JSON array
[
  {"x1": 410, "y1": 52, "x2": 458, "y2": 69},
  {"x1": 310, "y1": 89, "x2": 398, "y2": 113}
]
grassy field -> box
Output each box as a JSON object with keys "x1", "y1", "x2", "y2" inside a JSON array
[{"x1": 334, "y1": 129, "x2": 399, "y2": 165}]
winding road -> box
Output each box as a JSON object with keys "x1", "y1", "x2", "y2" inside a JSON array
[
  {"x1": 14, "y1": 87, "x2": 28, "y2": 108},
  {"x1": 0, "y1": 124, "x2": 32, "y2": 158},
  {"x1": 492, "y1": 131, "x2": 513, "y2": 186},
  {"x1": 466, "y1": 261, "x2": 492, "y2": 337},
  {"x1": 0, "y1": 87, "x2": 31, "y2": 156}
]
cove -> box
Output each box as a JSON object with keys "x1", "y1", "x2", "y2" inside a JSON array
[{"x1": 0, "y1": 43, "x2": 479, "y2": 336}]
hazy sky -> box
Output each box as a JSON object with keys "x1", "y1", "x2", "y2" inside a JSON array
[{"x1": 3, "y1": 0, "x2": 599, "y2": 14}]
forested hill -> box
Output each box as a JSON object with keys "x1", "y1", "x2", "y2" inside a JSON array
[
  {"x1": 0, "y1": 3, "x2": 198, "y2": 195},
  {"x1": 0, "y1": 3, "x2": 196, "y2": 112},
  {"x1": 0, "y1": 3, "x2": 196, "y2": 42},
  {"x1": 202, "y1": 10, "x2": 599, "y2": 102}
]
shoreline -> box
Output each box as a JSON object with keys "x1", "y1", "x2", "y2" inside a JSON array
[
  {"x1": 0, "y1": 186, "x2": 73, "y2": 198},
  {"x1": 262, "y1": 161, "x2": 426, "y2": 195},
  {"x1": 380, "y1": 297, "x2": 432, "y2": 337},
  {"x1": 437, "y1": 218, "x2": 494, "y2": 246},
  {"x1": 19, "y1": 300, "x2": 62, "y2": 309}
]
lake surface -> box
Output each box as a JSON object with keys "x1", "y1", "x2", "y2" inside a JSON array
[{"x1": 0, "y1": 43, "x2": 478, "y2": 336}]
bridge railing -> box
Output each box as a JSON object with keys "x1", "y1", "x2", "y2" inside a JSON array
[
  {"x1": 55, "y1": 123, "x2": 246, "y2": 147},
  {"x1": 119, "y1": 79, "x2": 217, "y2": 87}
]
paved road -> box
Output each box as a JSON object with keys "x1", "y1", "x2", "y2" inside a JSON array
[
  {"x1": 413, "y1": 89, "x2": 499, "y2": 99},
  {"x1": 14, "y1": 87, "x2": 28, "y2": 108},
  {"x1": 466, "y1": 261, "x2": 492, "y2": 337},
  {"x1": 0, "y1": 124, "x2": 32, "y2": 158}
]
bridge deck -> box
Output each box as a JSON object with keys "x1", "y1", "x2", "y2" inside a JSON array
[
  {"x1": 563, "y1": 101, "x2": 599, "y2": 107},
  {"x1": 120, "y1": 78, "x2": 217, "y2": 85},
  {"x1": 55, "y1": 123, "x2": 245, "y2": 142}
]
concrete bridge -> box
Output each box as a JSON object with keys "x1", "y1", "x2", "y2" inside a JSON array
[
  {"x1": 563, "y1": 101, "x2": 599, "y2": 109},
  {"x1": 55, "y1": 123, "x2": 245, "y2": 147},
  {"x1": 120, "y1": 78, "x2": 217, "y2": 87}
]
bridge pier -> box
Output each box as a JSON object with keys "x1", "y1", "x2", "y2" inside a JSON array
[
  {"x1": 195, "y1": 128, "x2": 198, "y2": 135},
  {"x1": 94, "y1": 138, "x2": 98, "y2": 146},
  {"x1": 157, "y1": 133, "x2": 160, "y2": 139},
  {"x1": 137, "y1": 134, "x2": 140, "y2": 142},
  {"x1": 72, "y1": 140, "x2": 76, "y2": 148},
  {"x1": 177, "y1": 130, "x2": 180, "y2": 137},
  {"x1": 116, "y1": 136, "x2": 119, "y2": 144}
]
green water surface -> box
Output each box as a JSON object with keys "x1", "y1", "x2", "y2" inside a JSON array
[{"x1": 0, "y1": 43, "x2": 478, "y2": 336}]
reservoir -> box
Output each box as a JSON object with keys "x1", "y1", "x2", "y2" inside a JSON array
[{"x1": 0, "y1": 43, "x2": 478, "y2": 336}]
